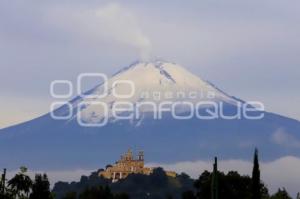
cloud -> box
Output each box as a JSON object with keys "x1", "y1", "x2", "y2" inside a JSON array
[
  {"x1": 95, "y1": 3, "x2": 152, "y2": 61},
  {"x1": 271, "y1": 128, "x2": 300, "y2": 148},
  {"x1": 48, "y1": 2, "x2": 152, "y2": 61}
]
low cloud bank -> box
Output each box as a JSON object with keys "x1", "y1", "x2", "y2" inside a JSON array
[{"x1": 149, "y1": 156, "x2": 300, "y2": 196}]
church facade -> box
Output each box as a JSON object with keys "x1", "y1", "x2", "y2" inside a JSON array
[{"x1": 99, "y1": 149, "x2": 176, "y2": 182}]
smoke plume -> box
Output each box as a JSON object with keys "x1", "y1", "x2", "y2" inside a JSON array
[{"x1": 95, "y1": 3, "x2": 152, "y2": 60}]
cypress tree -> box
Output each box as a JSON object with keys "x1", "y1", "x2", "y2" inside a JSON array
[
  {"x1": 211, "y1": 157, "x2": 218, "y2": 199},
  {"x1": 252, "y1": 148, "x2": 261, "y2": 199},
  {"x1": 1, "y1": 169, "x2": 6, "y2": 195}
]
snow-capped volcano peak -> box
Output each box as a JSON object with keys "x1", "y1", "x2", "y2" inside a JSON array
[
  {"x1": 66, "y1": 61, "x2": 239, "y2": 124},
  {"x1": 105, "y1": 60, "x2": 235, "y2": 102}
]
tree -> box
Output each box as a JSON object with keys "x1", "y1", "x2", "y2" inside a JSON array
[
  {"x1": 194, "y1": 169, "x2": 269, "y2": 199},
  {"x1": 79, "y1": 186, "x2": 114, "y2": 199},
  {"x1": 114, "y1": 192, "x2": 130, "y2": 199},
  {"x1": 29, "y1": 174, "x2": 53, "y2": 199},
  {"x1": 1, "y1": 169, "x2": 6, "y2": 195},
  {"x1": 252, "y1": 148, "x2": 261, "y2": 199},
  {"x1": 270, "y1": 188, "x2": 292, "y2": 199},
  {"x1": 8, "y1": 166, "x2": 32, "y2": 199},
  {"x1": 181, "y1": 190, "x2": 196, "y2": 199},
  {"x1": 194, "y1": 170, "x2": 211, "y2": 199},
  {"x1": 150, "y1": 167, "x2": 168, "y2": 187},
  {"x1": 62, "y1": 192, "x2": 77, "y2": 199},
  {"x1": 0, "y1": 168, "x2": 14, "y2": 199},
  {"x1": 211, "y1": 157, "x2": 218, "y2": 199}
]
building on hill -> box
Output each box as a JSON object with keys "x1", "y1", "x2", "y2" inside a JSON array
[{"x1": 99, "y1": 149, "x2": 176, "y2": 182}]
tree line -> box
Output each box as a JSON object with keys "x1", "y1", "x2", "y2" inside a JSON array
[
  {"x1": 1, "y1": 149, "x2": 299, "y2": 199},
  {"x1": 0, "y1": 166, "x2": 53, "y2": 199}
]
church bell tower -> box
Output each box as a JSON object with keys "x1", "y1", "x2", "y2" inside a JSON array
[{"x1": 138, "y1": 151, "x2": 144, "y2": 161}]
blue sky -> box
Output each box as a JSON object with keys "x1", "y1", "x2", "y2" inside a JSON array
[{"x1": 0, "y1": 0, "x2": 300, "y2": 128}]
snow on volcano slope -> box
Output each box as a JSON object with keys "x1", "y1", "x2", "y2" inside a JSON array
[
  {"x1": 1, "y1": 60, "x2": 300, "y2": 170},
  {"x1": 67, "y1": 61, "x2": 239, "y2": 124}
]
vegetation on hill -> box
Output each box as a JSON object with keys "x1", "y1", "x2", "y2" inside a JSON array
[
  {"x1": 0, "y1": 149, "x2": 298, "y2": 199},
  {"x1": 53, "y1": 167, "x2": 194, "y2": 199}
]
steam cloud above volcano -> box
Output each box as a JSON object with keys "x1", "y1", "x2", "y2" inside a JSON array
[
  {"x1": 95, "y1": 3, "x2": 152, "y2": 61},
  {"x1": 48, "y1": 2, "x2": 152, "y2": 61}
]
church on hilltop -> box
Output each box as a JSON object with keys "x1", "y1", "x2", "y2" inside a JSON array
[{"x1": 99, "y1": 149, "x2": 176, "y2": 182}]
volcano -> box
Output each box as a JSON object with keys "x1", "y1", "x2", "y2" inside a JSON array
[{"x1": 1, "y1": 60, "x2": 300, "y2": 170}]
